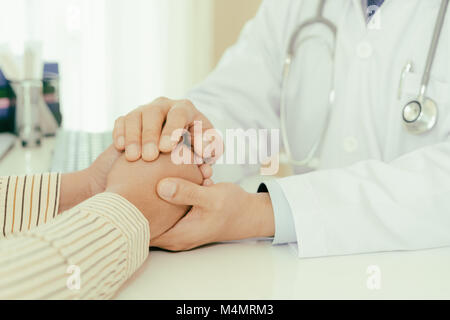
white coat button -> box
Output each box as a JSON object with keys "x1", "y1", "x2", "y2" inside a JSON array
[
  {"x1": 356, "y1": 41, "x2": 373, "y2": 59},
  {"x1": 343, "y1": 136, "x2": 359, "y2": 153}
]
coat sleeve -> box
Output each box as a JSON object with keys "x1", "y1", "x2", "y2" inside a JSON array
[{"x1": 273, "y1": 140, "x2": 450, "y2": 258}]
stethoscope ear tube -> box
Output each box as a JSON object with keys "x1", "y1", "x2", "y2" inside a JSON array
[{"x1": 280, "y1": 1, "x2": 337, "y2": 167}]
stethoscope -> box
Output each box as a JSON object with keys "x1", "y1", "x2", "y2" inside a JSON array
[{"x1": 280, "y1": 0, "x2": 449, "y2": 167}]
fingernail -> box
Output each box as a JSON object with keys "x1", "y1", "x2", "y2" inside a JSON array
[
  {"x1": 158, "y1": 180, "x2": 177, "y2": 199},
  {"x1": 143, "y1": 143, "x2": 158, "y2": 160},
  {"x1": 126, "y1": 144, "x2": 139, "y2": 160},
  {"x1": 160, "y1": 136, "x2": 176, "y2": 150},
  {"x1": 117, "y1": 136, "x2": 125, "y2": 149},
  {"x1": 203, "y1": 179, "x2": 213, "y2": 186}
]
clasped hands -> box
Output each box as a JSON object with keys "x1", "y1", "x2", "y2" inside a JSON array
[{"x1": 83, "y1": 97, "x2": 274, "y2": 250}]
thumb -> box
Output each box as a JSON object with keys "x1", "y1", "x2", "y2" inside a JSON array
[{"x1": 157, "y1": 177, "x2": 212, "y2": 207}]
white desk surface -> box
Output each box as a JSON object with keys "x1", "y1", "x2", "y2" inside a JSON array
[{"x1": 1, "y1": 137, "x2": 450, "y2": 299}]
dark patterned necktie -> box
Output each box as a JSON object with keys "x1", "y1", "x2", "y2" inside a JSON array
[{"x1": 366, "y1": 0, "x2": 385, "y2": 20}]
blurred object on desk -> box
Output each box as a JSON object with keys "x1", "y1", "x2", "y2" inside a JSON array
[
  {"x1": 2, "y1": 42, "x2": 45, "y2": 147},
  {"x1": 0, "y1": 46, "x2": 62, "y2": 139},
  {"x1": 42, "y1": 62, "x2": 62, "y2": 126},
  {"x1": 0, "y1": 132, "x2": 15, "y2": 160},
  {"x1": 51, "y1": 130, "x2": 113, "y2": 173},
  {"x1": 10, "y1": 79, "x2": 43, "y2": 147},
  {"x1": 0, "y1": 69, "x2": 14, "y2": 133}
]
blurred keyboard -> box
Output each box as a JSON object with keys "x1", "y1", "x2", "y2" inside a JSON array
[{"x1": 51, "y1": 130, "x2": 113, "y2": 173}]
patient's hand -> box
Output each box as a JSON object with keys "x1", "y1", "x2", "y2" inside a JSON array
[{"x1": 105, "y1": 152, "x2": 203, "y2": 243}]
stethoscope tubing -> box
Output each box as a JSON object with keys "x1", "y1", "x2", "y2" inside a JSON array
[
  {"x1": 281, "y1": 0, "x2": 449, "y2": 166},
  {"x1": 419, "y1": 0, "x2": 449, "y2": 100}
]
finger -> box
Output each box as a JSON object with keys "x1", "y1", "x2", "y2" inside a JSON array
[
  {"x1": 193, "y1": 152, "x2": 204, "y2": 165},
  {"x1": 202, "y1": 179, "x2": 214, "y2": 187},
  {"x1": 202, "y1": 129, "x2": 224, "y2": 164},
  {"x1": 141, "y1": 106, "x2": 165, "y2": 161},
  {"x1": 124, "y1": 112, "x2": 142, "y2": 161},
  {"x1": 189, "y1": 123, "x2": 223, "y2": 163},
  {"x1": 199, "y1": 164, "x2": 213, "y2": 179},
  {"x1": 157, "y1": 177, "x2": 214, "y2": 207},
  {"x1": 113, "y1": 116, "x2": 125, "y2": 151},
  {"x1": 160, "y1": 101, "x2": 193, "y2": 152}
]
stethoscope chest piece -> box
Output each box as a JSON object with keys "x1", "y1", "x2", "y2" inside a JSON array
[
  {"x1": 402, "y1": 98, "x2": 438, "y2": 134},
  {"x1": 400, "y1": 0, "x2": 448, "y2": 135}
]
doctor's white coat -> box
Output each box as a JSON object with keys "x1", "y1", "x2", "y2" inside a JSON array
[{"x1": 187, "y1": 0, "x2": 450, "y2": 257}]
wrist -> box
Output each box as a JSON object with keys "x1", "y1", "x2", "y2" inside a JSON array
[
  {"x1": 59, "y1": 170, "x2": 94, "y2": 213},
  {"x1": 247, "y1": 192, "x2": 275, "y2": 238},
  {"x1": 84, "y1": 166, "x2": 105, "y2": 197}
]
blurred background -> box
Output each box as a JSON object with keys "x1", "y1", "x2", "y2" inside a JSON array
[{"x1": 0, "y1": 0, "x2": 261, "y2": 132}]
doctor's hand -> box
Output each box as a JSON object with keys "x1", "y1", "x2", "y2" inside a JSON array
[
  {"x1": 112, "y1": 97, "x2": 221, "y2": 167},
  {"x1": 150, "y1": 178, "x2": 275, "y2": 251}
]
